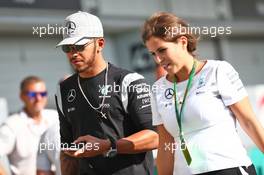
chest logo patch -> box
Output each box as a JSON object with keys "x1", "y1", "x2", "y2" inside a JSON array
[
  {"x1": 165, "y1": 88, "x2": 174, "y2": 99},
  {"x1": 67, "y1": 89, "x2": 76, "y2": 102},
  {"x1": 197, "y1": 74, "x2": 206, "y2": 89},
  {"x1": 99, "y1": 85, "x2": 111, "y2": 95}
]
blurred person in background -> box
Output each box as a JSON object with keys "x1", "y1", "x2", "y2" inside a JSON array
[
  {"x1": 142, "y1": 12, "x2": 264, "y2": 175},
  {"x1": 37, "y1": 121, "x2": 61, "y2": 175},
  {"x1": 36, "y1": 76, "x2": 71, "y2": 175},
  {"x1": 0, "y1": 76, "x2": 58, "y2": 175},
  {"x1": 55, "y1": 11, "x2": 158, "y2": 175}
]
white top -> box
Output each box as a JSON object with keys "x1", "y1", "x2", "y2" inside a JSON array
[
  {"x1": 37, "y1": 121, "x2": 61, "y2": 175},
  {"x1": 151, "y1": 60, "x2": 252, "y2": 174},
  {"x1": 0, "y1": 109, "x2": 58, "y2": 175}
]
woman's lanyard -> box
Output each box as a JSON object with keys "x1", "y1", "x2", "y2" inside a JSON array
[{"x1": 173, "y1": 60, "x2": 197, "y2": 165}]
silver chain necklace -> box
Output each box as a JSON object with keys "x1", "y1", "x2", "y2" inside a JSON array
[{"x1": 77, "y1": 63, "x2": 108, "y2": 119}]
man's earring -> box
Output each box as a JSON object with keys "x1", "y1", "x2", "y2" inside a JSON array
[{"x1": 72, "y1": 53, "x2": 78, "y2": 58}]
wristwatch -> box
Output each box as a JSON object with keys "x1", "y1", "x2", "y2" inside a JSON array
[{"x1": 105, "y1": 138, "x2": 117, "y2": 158}]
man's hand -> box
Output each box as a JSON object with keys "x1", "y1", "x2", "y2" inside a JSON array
[
  {"x1": 60, "y1": 152, "x2": 79, "y2": 175},
  {"x1": 63, "y1": 135, "x2": 110, "y2": 158}
]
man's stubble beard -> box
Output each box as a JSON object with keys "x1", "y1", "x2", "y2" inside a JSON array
[{"x1": 75, "y1": 45, "x2": 97, "y2": 73}]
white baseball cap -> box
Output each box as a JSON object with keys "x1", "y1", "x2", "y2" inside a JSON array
[{"x1": 56, "y1": 11, "x2": 104, "y2": 46}]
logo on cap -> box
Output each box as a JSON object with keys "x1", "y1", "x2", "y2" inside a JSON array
[{"x1": 65, "y1": 21, "x2": 76, "y2": 34}]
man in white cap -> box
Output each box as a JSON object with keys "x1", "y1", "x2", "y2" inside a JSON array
[{"x1": 55, "y1": 11, "x2": 158, "y2": 175}]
